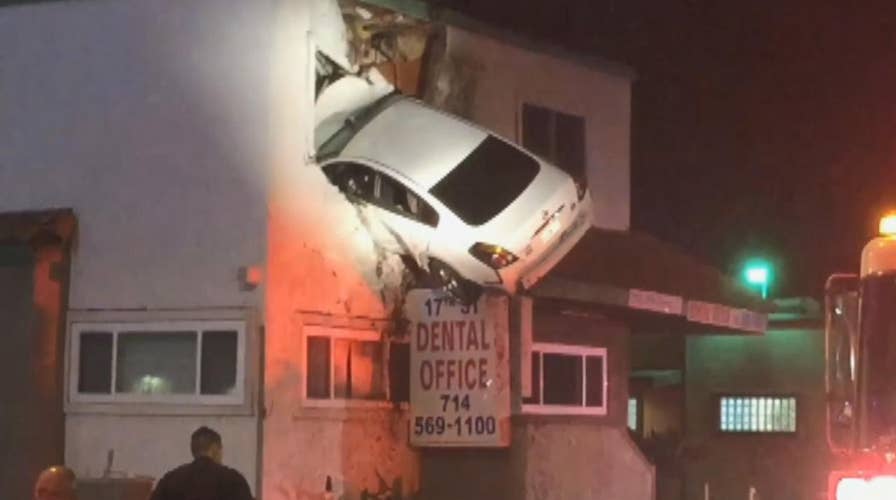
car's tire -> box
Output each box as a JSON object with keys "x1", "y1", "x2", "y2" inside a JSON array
[{"x1": 429, "y1": 259, "x2": 483, "y2": 306}]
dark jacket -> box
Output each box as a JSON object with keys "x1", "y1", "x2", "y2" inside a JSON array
[{"x1": 149, "y1": 456, "x2": 254, "y2": 500}]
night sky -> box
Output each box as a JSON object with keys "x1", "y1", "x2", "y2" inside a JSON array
[{"x1": 440, "y1": 0, "x2": 896, "y2": 298}]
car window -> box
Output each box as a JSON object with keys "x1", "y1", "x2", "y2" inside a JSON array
[
  {"x1": 429, "y1": 136, "x2": 541, "y2": 226},
  {"x1": 375, "y1": 173, "x2": 439, "y2": 227},
  {"x1": 322, "y1": 162, "x2": 376, "y2": 201}
]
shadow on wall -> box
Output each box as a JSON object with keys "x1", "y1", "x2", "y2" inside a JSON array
[
  {"x1": 682, "y1": 436, "x2": 827, "y2": 500},
  {"x1": 631, "y1": 430, "x2": 684, "y2": 500}
]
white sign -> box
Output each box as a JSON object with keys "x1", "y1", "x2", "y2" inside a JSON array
[{"x1": 406, "y1": 289, "x2": 511, "y2": 447}]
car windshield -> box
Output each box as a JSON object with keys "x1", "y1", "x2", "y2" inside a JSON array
[
  {"x1": 316, "y1": 92, "x2": 401, "y2": 160},
  {"x1": 429, "y1": 136, "x2": 540, "y2": 226},
  {"x1": 858, "y1": 273, "x2": 896, "y2": 448}
]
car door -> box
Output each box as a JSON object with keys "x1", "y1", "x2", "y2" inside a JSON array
[
  {"x1": 322, "y1": 160, "x2": 436, "y2": 263},
  {"x1": 367, "y1": 170, "x2": 438, "y2": 264}
]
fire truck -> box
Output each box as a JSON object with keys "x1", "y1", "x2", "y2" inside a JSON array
[{"x1": 825, "y1": 213, "x2": 896, "y2": 499}]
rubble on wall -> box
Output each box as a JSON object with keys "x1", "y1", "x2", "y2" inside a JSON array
[{"x1": 419, "y1": 27, "x2": 480, "y2": 119}]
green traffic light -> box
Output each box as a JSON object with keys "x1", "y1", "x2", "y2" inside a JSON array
[{"x1": 742, "y1": 260, "x2": 772, "y2": 299}]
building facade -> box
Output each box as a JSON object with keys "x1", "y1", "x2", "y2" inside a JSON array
[
  {"x1": 0, "y1": 1, "x2": 768, "y2": 499},
  {"x1": 684, "y1": 298, "x2": 828, "y2": 500}
]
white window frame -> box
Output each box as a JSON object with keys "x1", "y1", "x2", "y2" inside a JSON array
[
  {"x1": 69, "y1": 320, "x2": 246, "y2": 407},
  {"x1": 522, "y1": 342, "x2": 608, "y2": 416},
  {"x1": 303, "y1": 325, "x2": 395, "y2": 409}
]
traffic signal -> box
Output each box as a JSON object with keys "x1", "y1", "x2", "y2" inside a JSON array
[{"x1": 742, "y1": 259, "x2": 772, "y2": 299}]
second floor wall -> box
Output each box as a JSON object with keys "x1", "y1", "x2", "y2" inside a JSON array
[{"x1": 426, "y1": 21, "x2": 633, "y2": 231}]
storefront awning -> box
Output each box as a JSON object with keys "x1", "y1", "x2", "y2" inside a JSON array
[{"x1": 532, "y1": 228, "x2": 771, "y2": 334}]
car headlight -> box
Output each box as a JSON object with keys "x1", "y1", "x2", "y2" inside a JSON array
[
  {"x1": 836, "y1": 475, "x2": 896, "y2": 500},
  {"x1": 469, "y1": 243, "x2": 519, "y2": 269}
]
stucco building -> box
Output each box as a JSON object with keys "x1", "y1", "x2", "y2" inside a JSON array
[{"x1": 0, "y1": 1, "x2": 768, "y2": 499}]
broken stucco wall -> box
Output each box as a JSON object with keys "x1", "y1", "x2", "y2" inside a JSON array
[
  {"x1": 265, "y1": 190, "x2": 420, "y2": 499},
  {"x1": 265, "y1": 2, "x2": 420, "y2": 499},
  {"x1": 420, "y1": 26, "x2": 481, "y2": 120}
]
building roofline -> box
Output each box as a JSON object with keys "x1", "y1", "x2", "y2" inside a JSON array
[
  {"x1": 356, "y1": 0, "x2": 637, "y2": 80},
  {"x1": 768, "y1": 296, "x2": 822, "y2": 326},
  {"x1": 433, "y1": 9, "x2": 637, "y2": 81}
]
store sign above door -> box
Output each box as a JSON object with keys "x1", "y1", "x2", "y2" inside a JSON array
[{"x1": 405, "y1": 289, "x2": 511, "y2": 447}]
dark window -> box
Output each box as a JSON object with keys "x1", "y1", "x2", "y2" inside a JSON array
[
  {"x1": 78, "y1": 332, "x2": 113, "y2": 394},
  {"x1": 859, "y1": 274, "x2": 896, "y2": 446},
  {"x1": 521, "y1": 103, "x2": 586, "y2": 183},
  {"x1": 376, "y1": 174, "x2": 439, "y2": 227},
  {"x1": 200, "y1": 330, "x2": 238, "y2": 395},
  {"x1": 524, "y1": 348, "x2": 607, "y2": 413},
  {"x1": 333, "y1": 338, "x2": 386, "y2": 400},
  {"x1": 389, "y1": 342, "x2": 410, "y2": 404},
  {"x1": 115, "y1": 332, "x2": 197, "y2": 395},
  {"x1": 542, "y1": 353, "x2": 583, "y2": 405},
  {"x1": 72, "y1": 322, "x2": 245, "y2": 403},
  {"x1": 522, "y1": 352, "x2": 541, "y2": 405},
  {"x1": 306, "y1": 334, "x2": 389, "y2": 402},
  {"x1": 585, "y1": 355, "x2": 605, "y2": 407},
  {"x1": 306, "y1": 336, "x2": 331, "y2": 399},
  {"x1": 323, "y1": 162, "x2": 376, "y2": 201},
  {"x1": 430, "y1": 136, "x2": 540, "y2": 225},
  {"x1": 521, "y1": 105, "x2": 552, "y2": 161}
]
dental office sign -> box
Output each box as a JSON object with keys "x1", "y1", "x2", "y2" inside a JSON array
[{"x1": 406, "y1": 289, "x2": 511, "y2": 447}]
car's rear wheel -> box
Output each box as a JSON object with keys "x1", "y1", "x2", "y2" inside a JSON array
[{"x1": 429, "y1": 259, "x2": 482, "y2": 306}]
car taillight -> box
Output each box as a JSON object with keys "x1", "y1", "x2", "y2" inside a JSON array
[
  {"x1": 574, "y1": 179, "x2": 587, "y2": 201},
  {"x1": 470, "y1": 243, "x2": 519, "y2": 269},
  {"x1": 836, "y1": 475, "x2": 896, "y2": 499}
]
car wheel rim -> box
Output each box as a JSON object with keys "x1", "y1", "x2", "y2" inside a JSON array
[{"x1": 437, "y1": 267, "x2": 460, "y2": 294}]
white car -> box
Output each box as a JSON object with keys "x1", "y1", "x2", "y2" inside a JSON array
[{"x1": 317, "y1": 94, "x2": 592, "y2": 303}]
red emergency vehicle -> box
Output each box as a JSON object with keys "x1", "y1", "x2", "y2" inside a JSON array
[{"x1": 825, "y1": 214, "x2": 896, "y2": 499}]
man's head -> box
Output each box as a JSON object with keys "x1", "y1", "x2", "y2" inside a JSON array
[
  {"x1": 190, "y1": 426, "x2": 223, "y2": 463},
  {"x1": 33, "y1": 466, "x2": 77, "y2": 500}
]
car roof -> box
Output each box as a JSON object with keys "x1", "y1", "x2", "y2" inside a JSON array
[{"x1": 339, "y1": 97, "x2": 490, "y2": 191}]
